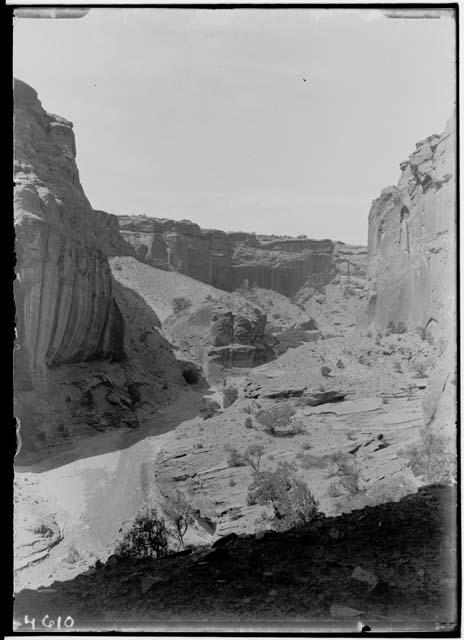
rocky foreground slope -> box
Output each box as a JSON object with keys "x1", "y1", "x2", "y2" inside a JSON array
[
  {"x1": 13, "y1": 79, "x2": 184, "y2": 456},
  {"x1": 14, "y1": 484, "x2": 457, "y2": 631}
]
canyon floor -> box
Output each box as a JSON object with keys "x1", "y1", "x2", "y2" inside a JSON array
[{"x1": 13, "y1": 265, "x2": 455, "y2": 632}]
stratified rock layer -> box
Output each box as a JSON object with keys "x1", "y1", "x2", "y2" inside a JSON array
[
  {"x1": 14, "y1": 79, "x2": 183, "y2": 454},
  {"x1": 364, "y1": 114, "x2": 456, "y2": 338},
  {"x1": 118, "y1": 215, "x2": 335, "y2": 297}
]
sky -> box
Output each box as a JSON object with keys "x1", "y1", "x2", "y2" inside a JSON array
[{"x1": 13, "y1": 8, "x2": 455, "y2": 244}]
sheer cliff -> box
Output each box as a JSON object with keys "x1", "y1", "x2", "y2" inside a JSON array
[
  {"x1": 14, "y1": 79, "x2": 183, "y2": 455},
  {"x1": 117, "y1": 215, "x2": 336, "y2": 297},
  {"x1": 364, "y1": 114, "x2": 456, "y2": 340}
]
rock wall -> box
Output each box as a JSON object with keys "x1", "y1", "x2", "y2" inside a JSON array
[
  {"x1": 14, "y1": 79, "x2": 183, "y2": 454},
  {"x1": 364, "y1": 114, "x2": 456, "y2": 339},
  {"x1": 118, "y1": 215, "x2": 335, "y2": 297}
]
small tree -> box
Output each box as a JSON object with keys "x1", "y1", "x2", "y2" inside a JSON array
[
  {"x1": 247, "y1": 462, "x2": 319, "y2": 531},
  {"x1": 242, "y1": 443, "x2": 265, "y2": 472},
  {"x1": 115, "y1": 508, "x2": 169, "y2": 559},
  {"x1": 164, "y1": 491, "x2": 195, "y2": 549}
]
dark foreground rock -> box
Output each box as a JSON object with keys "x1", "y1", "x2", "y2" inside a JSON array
[{"x1": 13, "y1": 485, "x2": 457, "y2": 632}]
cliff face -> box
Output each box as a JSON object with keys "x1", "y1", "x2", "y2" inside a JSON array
[
  {"x1": 118, "y1": 215, "x2": 335, "y2": 297},
  {"x1": 364, "y1": 114, "x2": 456, "y2": 339},
  {"x1": 14, "y1": 79, "x2": 126, "y2": 383},
  {"x1": 14, "y1": 80, "x2": 183, "y2": 454}
]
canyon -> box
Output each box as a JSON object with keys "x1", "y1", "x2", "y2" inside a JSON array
[{"x1": 13, "y1": 79, "x2": 457, "y2": 631}]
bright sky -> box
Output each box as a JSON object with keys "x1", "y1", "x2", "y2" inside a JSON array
[{"x1": 13, "y1": 8, "x2": 455, "y2": 244}]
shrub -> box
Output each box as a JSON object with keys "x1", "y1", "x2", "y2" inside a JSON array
[
  {"x1": 225, "y1": 445, "x2": 247, "y2": 468},
  {"x1": 242, "y1": 443, "x2": 265, "y2": 472},
  {"x1": 321, "y1": 365, "x2": 332, "y2": 378},
  {"x1": 182, "y1": 362, "x2": 202, "y2": 384},
  {"x1": 199, "y1": 397, "x2": 221, "y2": 420},
  {"x1": 245, "y1": 417, "x2": 253, "y2": 429},
  {"x1": 297, "y1": 453, "x2": 328, "y2": 470},
  {"x1": 222, "y1": 385, "x2": 239, "y2": 408},
  {"x1": 115, "y1": 508, "x2": 169, "y2": 559},
  {"x1": 255, "y1": 403, "x2": 296, "y2": 434},
  {"x1": 327, "y1": 480, "x2": 343, "y2": 497},
  {"x1": 171, "y1": 297, "x2": 192, "y2": 314},
  {"x1": 325, "y1": 451, "x2": 361, "y2": 494},
  {"x1": 404, "y1": 427, "x2": 456, "y2": 485},
  {"x1": 164, "y1": 491, "x2": 195, "y2": 549},
  {"x1": 301, "y1": 439, "x2": 313, "y2": 450},
  {"x1": 247, "y1": 462, "x2": 319, "y2": 531},
  {"x1": 336, "y1": 359, "x2": 345, "y2": 369},
  {"x1": 393, "y1": 360, "x2": 402, "y2": 373},
  {"x1": 410, "y1": 356, "x2": 428, "y2": 378}
]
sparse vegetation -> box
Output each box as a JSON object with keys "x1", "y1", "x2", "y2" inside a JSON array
[
  {"x1": 321, "y1": 365, "x2": 332, "y2": 378},
  {"x1": 222, "y1": 385, "x2": 239, "y2": 408},
  {"x1": 115, "y1": 508, "x2": 169, "y2": 559},
  {"x1": 225, "y1": 445, "x2": 247, "y2": 468},
  {"x1": 297, "y1": 452, "x2": 328, "y2": 470},
  {"x1": 247, "y1": 461, "x2": 319, "y2": 531},
  {"x1": 171, "y1": 297, "x2": 192, "y2": 314},
  {"x1": 410, "y1": 356, "x2": 429, "y2": 378},
  {"x1": 255, "y1": 403, "x2": 296, "y2": 435},
  {"x1": 164, "y1": 491, "x2": 195, "y2": 549},
  {"x1": 404, "y1": 427, "x2": 456, "y2": 485},
  {"x1": 199, "y1": 397, "x2": 221, "y2": 420}
]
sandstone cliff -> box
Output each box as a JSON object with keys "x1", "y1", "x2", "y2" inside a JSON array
[
  {"x1": 14, "y1": 79, "x2": 183, "y2": 455},
  {"x1": 118, "y1": 215, "x2": 335, "y2": 297},
  {"x1": 364, "y1": 114, "x2": 456, "y2": 339},
  {"x1": 363, "y1": 114, "x2": 457, "y2": 444}
]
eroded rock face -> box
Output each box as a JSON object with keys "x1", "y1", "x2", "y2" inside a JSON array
[
  {"x1": 14, "y1": 79, "x2": 124, "y2": 382},
  {"x1": 118, "y1": 215, "x2": 335, "y2": 297},
  {"x1": 14, "y1": 79, "x2": 183, "y2": 454},
  {"x1": 165, "y1": 301, "x2": 276, "y2": 378},
  {"x1": 364, "y1": 114, "x2": 456, "y2": 339}
]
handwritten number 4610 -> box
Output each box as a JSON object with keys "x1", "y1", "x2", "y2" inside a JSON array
[{"x1": 23, "y1": 615, "x2": 75, "y2": 630}]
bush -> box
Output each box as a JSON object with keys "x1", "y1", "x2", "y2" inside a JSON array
[
  {"x1": 301, "y1": 439, "x2": 313, "y2": 450},
  {"x1": 199, "y1": 397, "x2": 221, "y2": 420},
  {"x1": 247, "y1": 462, "x2": 319, "y2": 531},
  {"x1": 325, "y1": 451, "x2": 361, "y2": 494},
  {"x1": 404, "y1": 427, "x2": 456, "y2": 485},
  {"x1": 410, "y1": 356, "x2": 428, "y2": 378},
  {"x1": 245, "y1": 417, "x2": 253, "y2": 429},
  {"x1": 171, "y1": 297, "x2": 192, "y2": 314},
  {"x1": 115, "y1": 508, "x2": 169, "y2": 559},
  {"x1": 321, "y1": 365, "x2": 332, "y2": 378},
  {"x1": 336, "y1": 359, "x2": 345, "y2": 369},
  {"x1": 297, "y1": 453, "x2": 328, "y2": 470},
  {"x1": 255, "y1": 403, "x2": 296, "y2": 434},
  {"x1": 222, "y1": 385, "x2": 239, "y2": 408},
  {"x1": 164, "y1": 491, "x2": 195, "y2": 549},
  {"x1": 225, "y1": 445, "x2": 247, "y2": 468},
  {"x1": 182, "y1": 362, "x2": 202, "y2": 384}
]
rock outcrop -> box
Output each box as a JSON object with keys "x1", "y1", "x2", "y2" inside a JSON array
[
  {"x1": 14, "y1": 79, "x2": 183, "y2": 455},
  {"x1": 118, "y1": 215, "x2": 335, "y2": 297},
  {"x1": 364, "y1": 114, "x2": 456, "y2": 339},
  {"x1": 165, "y1": 301, "x2": 276, "y2": 379}
]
